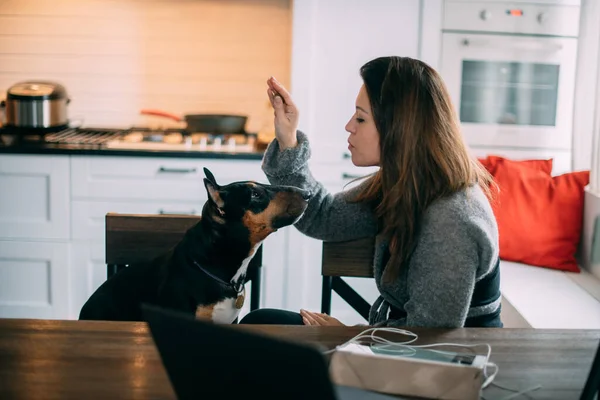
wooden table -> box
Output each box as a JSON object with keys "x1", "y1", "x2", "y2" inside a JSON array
[{"x1": 0, "y1": 319, "x2": 597, "y2": 400}]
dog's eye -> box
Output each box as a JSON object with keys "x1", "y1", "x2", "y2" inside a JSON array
[{"x1": 251, "y1": 190, "x2": 260, "y2": 199}]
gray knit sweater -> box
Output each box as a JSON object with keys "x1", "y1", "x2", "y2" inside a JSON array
[{"x1": 261, "y1": 131, "x2": 501, "y2": 328}]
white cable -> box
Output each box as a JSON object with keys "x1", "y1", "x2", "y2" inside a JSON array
[
  {"x1": 498, "y1": 385, "x2": 542, "y2": 400},
  {"x1": 483, "y1": 361, "x2": 500, "y2": 389},
  {"x1": 322, "y1": 327, "x2": 418, "y2": 354}
]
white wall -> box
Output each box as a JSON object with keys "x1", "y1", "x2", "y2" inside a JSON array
[{"x1": 0, "y1": 0, "x2": 292, "y2": 132}]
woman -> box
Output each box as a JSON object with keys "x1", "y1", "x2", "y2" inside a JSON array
[{"x1": 240, "y1": 56, "x2": 502, "y2": 328}]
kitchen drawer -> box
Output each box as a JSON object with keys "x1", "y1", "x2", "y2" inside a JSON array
[
  {"x1": 72, "y1": 199, "x2": 203, "y2": 241},
  {"x1": 0, "y1": 154, "x2": 70, "y2": 240},
  {"x1": 70, "y1": 155, "x2": 265, "y2": 201}
]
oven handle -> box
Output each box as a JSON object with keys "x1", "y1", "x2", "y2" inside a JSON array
[{"x1": 461, "y1": 38, "x2": 563, "y2": 53}]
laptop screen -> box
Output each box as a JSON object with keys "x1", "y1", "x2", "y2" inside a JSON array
[{"x1": 142, "y1": 303, "x2": 338, "y2": 400}]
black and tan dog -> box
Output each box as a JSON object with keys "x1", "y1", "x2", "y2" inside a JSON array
[{"x1": 79, "y1": 168, "x2": 310, "y2": 323}]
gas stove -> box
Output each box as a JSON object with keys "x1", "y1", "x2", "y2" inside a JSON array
[{"x1": 0, "y1": 126, "x2": 259, "y2": 153}]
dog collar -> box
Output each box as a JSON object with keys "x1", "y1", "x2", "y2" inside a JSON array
[{"x1": 192, "y1": 260, "x2": 244, "y2": 294}]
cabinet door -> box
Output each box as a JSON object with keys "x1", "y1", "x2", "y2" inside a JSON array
[
  {"x1": 0, "y1": 241, "x2": 69, "y2": 319},
  {"x1": 0, "y1": 155, "x2": 70, "y2": 240},
  {"x1": 69, "y1": 242, "x2": 106, "y2": 320}
]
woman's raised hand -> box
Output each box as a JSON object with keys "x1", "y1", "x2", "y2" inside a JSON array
[{"x1": 266, "y1": 76, "x2": 299, "y2": 150}]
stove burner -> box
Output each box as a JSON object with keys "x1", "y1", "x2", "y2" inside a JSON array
[
  {"x1": 0, "y1": 127, "x2": 128, "y2": 147},
  {"x1": 0, "y1": 125, "x2": 257, "y2": 152},
  {"x1": 44, "y1": 128, "x2": 126, "y2": 145}
]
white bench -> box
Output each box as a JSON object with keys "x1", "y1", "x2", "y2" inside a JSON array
[
  {"x1": 500, "y1": 187, "x2": 600, "y2": 329},
  {"x1": 500, "y1": 261, "x2": 600, "y2": 328}
]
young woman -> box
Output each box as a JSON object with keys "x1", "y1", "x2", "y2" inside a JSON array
[{"x1": 239, "y1": 56, "x2": 502, "y2": 328}]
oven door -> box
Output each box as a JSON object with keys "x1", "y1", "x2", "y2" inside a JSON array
[{"x1": 440, "y1": 32, "x2": 578, "y2": 150}]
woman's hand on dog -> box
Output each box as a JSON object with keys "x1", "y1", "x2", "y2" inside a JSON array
[
  {"x1": 267, "y1": 76, "x2": 299, "y2": 150},
  {"x1": 300, "y1": 309, "x2": 345, "y2": 326}
]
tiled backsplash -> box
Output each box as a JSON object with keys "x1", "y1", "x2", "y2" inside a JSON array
[{"x1": 0, "y1": 0, "x2": 292, "y2": 131}]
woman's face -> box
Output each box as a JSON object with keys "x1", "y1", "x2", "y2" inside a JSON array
[{"x1": 345, "y1": 84, "x2": 381, "y2": 167}]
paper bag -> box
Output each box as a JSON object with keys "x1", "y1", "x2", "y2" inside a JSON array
[{"x1": 329, "y1": 346, "x2": 483, "y2": 400}]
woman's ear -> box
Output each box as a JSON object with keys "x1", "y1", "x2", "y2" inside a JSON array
[{"x1": 203, "y1": 178, "x2": 225, "y2": 208}]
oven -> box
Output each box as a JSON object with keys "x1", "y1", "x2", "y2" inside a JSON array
[{"x1": 440, "y1": 0, "x2": 581, "y2": 151}]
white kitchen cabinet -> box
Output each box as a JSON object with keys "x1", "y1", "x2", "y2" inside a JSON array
[
  {"x1": 0, "y1": 154, "x2": 70, "y2": 240},
  {"x1": 0, "y1": 241, "x2": 70, "y2": 319},
  {"x1": 70, "y1": 155, "x2": 265, "y2": 201}
]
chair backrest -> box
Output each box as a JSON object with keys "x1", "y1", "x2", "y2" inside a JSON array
[
  {"x1": 321, "y1": 237, "x2": 375, "y2": 278},
  {"x1": 105, "y1": 213, "x2": 201, "y2": 265}
]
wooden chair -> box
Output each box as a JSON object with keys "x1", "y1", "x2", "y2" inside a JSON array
[
  {"x1": 320, "y1": 237, "x2": 375, "y2": 321},
  {"x1": 104, "y1": 213, "x2": 263, "y2": 311}
]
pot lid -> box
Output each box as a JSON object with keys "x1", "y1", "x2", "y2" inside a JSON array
[{"x1": 7, "y1": 81, "x2": 67, "y2": 100}]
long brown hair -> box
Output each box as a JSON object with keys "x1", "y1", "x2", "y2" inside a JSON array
[{"x1": 352, "y1": 56, "x2": 495, "y2": 282}]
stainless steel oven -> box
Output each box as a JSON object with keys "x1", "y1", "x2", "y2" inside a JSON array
[{"x1": 440, "y1": 0, "x2": 581, "y2": 151}]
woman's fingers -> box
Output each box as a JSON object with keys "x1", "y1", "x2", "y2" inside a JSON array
[
  {"x1": 266, "y1": 86, "x2": 285, "y2": 115},
  {"x1": 300, "y1": 309, "x2": 329, "y2": 326},
  {"x1": 267, "y1": 87, "x2": 276, "y2": 106},
  {"x1": 268, "y1": 77, "x2": 294, "y2": 106},
  {"x1": 265, "y1": 76, "x2": 299, "y2": 150},
  {"x1": 300, "y1": 309, "x2": 317, "y2": 325}
]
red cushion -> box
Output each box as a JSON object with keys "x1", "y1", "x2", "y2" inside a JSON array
[
  {"x1": 478, "y1": 155, "x2": 553, "y2": 176},
  {"x1": 490, "y1": 160, "x2": 589, "y2": 272}
]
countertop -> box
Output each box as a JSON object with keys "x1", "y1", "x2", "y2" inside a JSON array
[{"x1": 0, "y1": 135, "x2": 266, "y2": 160}]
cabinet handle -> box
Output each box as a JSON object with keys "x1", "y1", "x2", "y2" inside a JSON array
[
  {"x1": 342, "y1": 173, "x2": 362, "y2": 180},
  {"x1": 342, "y1": 153, "x2": 351, "y2": 159},
  {"x1": 158, "y1": 209, "x2": 197, "y2": 215},
  {"x1": 158, "y1": 166, "x2": 197, "y2": 173}
]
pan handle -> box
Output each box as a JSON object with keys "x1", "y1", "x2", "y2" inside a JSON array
[{"x1": 140, "y1": 109, "x2": 183, "y2": 122}]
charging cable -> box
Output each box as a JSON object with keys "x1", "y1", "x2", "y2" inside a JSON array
[{"x1": 324, "y1": 327, "x2": 542, "y2": 399}]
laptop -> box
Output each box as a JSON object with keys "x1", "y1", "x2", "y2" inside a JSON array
[{"x1": 141, "y1": 303, "x2": 402, "y2": 400}]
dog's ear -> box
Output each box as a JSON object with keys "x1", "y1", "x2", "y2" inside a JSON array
[
  {"x1": 203, "y1": 167, "x2": 218, "y2": 186},
  {"x1": 203, "y1": 178, "x2": 225, "y2": 209}
]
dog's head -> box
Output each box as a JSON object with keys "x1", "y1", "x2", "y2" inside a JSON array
[{"x1": 202, "y1": 167, "x2": 311, "y2": 246}]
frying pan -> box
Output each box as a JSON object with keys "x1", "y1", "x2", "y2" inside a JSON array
[{"x1": 141, "y1": 109, "x2": 247, "y2": 134}]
